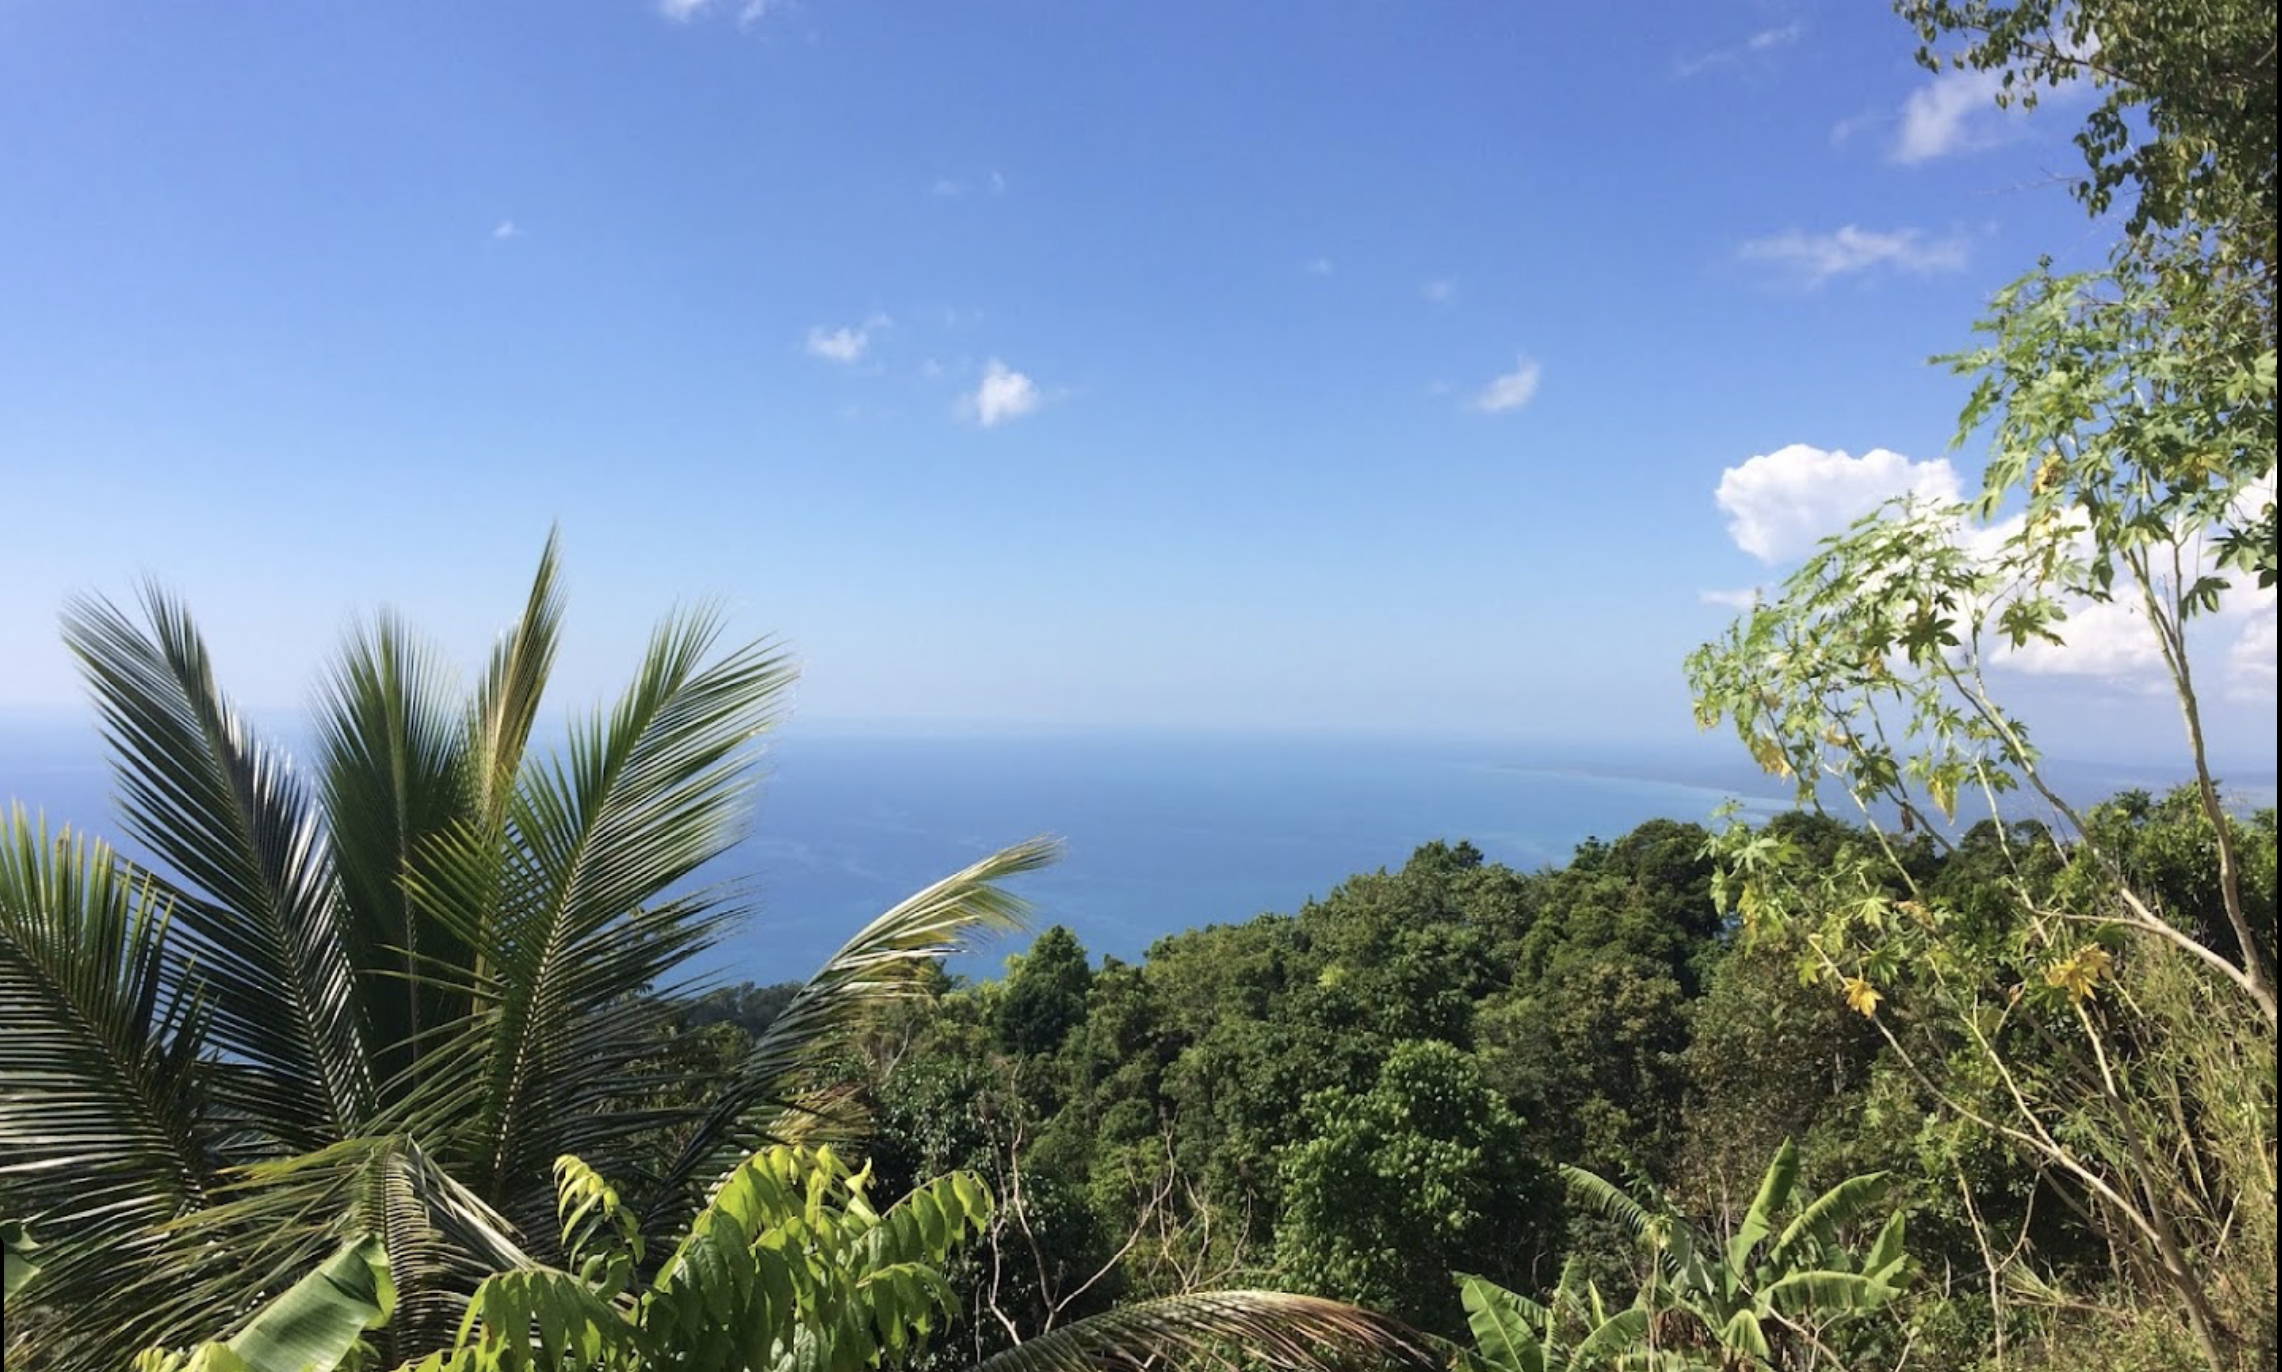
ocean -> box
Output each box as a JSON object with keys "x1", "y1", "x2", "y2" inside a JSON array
[{"x1": 2, "y1": 713, "x2": 2267, "y2": 985}]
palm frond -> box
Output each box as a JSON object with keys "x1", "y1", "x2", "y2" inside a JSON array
[
  {"x1": 135, "y1": 1234, "x2": 393, "y2": 1372},
  {"x1": 315, "y1": 612, "x2": 474, "y2": 1101},
  {"x1": 408, "y1": 609, "x2": 794, "y2": 1229},
  {"x1": 3, "y1": 1219, "x2": 39, "y2": 1298},
  {"x1": 971, "y1": 1290, "x2": 1438, "y2": 1372},
  {"x1": 466, "y1": 531, "x2": 564, "y2": 831},
  {"x1": 63, "y1": 588, "x2": 372, "y2": 1149},
  {"x1": 0, "y1": 809, "x2": 223, "y2": 1366},
  {"x1": 0, "y1": 808, "x2": 213, "y2": 1215},
  {"x1": 644, "y1": 836, "x2": 1060, "y2": 1227},
  {"x1": 152, "y1": 1135, "x2": 540, "y2": 1368}
]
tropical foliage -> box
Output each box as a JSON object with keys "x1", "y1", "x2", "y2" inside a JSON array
[
  {"x1": 0, "y1": 540, "x2": 1056, "y2": 1368},
  {"x1": 1685, "y1": 2, "x2": 2277, "y2": 1368},
  {"x1": 1455, "y1": 1141, "x2": 1909, "y2": 1371},
  {"x1": 121, "y1": 1145, "x2": 1430, "y2": 1372}
]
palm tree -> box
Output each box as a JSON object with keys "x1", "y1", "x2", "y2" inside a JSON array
[{"x1": 1, "y1": 537, "x2": 1059, "y2": 1369}]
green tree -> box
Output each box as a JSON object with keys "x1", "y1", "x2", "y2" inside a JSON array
[
  {"x1": 995, "y1": 925, "x2": 1095, "y2": 1058},
  {"x1": 0, "y1": 540, "x2": 1056, "y2": 1369},
  {"x1": 1276, "y1": 1039, "x2": 1548, "y2": 1337}
]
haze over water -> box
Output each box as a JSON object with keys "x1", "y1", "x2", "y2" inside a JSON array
[{"x1": 5, "y1": 712, "x2": 2264, "y2": 982}]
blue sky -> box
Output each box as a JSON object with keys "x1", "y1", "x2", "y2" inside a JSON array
[{"x1": 1, "y1": 0, "x2": 2272, "y2": 765}]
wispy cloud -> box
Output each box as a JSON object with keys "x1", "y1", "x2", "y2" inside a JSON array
[
  {"x1": 962, "y1": 359, "x2": 1042, "y2": 428},
  {"x1": 1737, "y1": 224, "x2": 1970, "y2": 286},
  {"x1": 930, "y1": 170, "x2": 1006, "y2": 199},
  {"x1": 1303, "y1": 256, "x2": 1336, "y2": 277},
  {"x1": 1471, "y1": 358, "x2": 1542, "y2": 413},
  {"x1": 2230, "y1": 608, "x2": 2278, "y2": 702},
  {"x1": 657, "y1": 0, "x2": 783, "y2": 22},
  {"x1": 805, "y1": 315, "x2": 890, "y2": 364},
  {"x1": 1421, "y1": 278, "x2": 1457, "y2": 305},
  {"x1": 491, "y1": 220, "x2": 522, "y2": 241},
  {"x1": 1699, "y1": 587, "x2": 1764, "y2": 609},
  {"x1": 1675, "y1": 22, "x2": 1803, "y2": 77},
  {"x1": 1891, "y1": 66, "x2": 2011, "y2": 162}
]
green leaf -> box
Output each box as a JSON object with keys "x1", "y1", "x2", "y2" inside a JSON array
[
  {"x1": 149, "y1": 1235, "x2": 396, "y2": 1372},
  {"x1": 3, "y1": 1219, "x2": 40, "y2": 1299},
  {"x1": 1458, "y1": 1274, "x2": 1548, "y2": 1372}
]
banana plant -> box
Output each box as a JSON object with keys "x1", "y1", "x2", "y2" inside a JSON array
[
  {"x1": 1561, "y1": 1139, "x2": 1910, "y2": 1369},
  {"x1": 1455, "y1": 1262, "x2": 1659, "y2": 1372},
  {"x1": 134, "y1": 1235, "x2": 395, "y2": 1372}
]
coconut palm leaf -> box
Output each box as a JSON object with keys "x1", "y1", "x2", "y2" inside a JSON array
[
  {"x1": 971, "y1": 1290, "x2": 1438, "y2": 1372},
  {"x1": 0, "y1": 810, "x2": 223, "y2": 1364},
  {"x1": 644, "y1": 836, "x2": 1060, "y2": 1224},
  {"x1": 464, "y1": 529, "x2": 564, "y2": 833},
  {"x1": 63, "y1": 588, "x2": 372, "y2": 1150},
  {"x1": 0, "y1": 810, "x2": 212, "y2": 1218},
  {"x1": 402, "y1": 609, "x2": 796, "y2": 1233},
  {"x1": 315, "y1": 611, "x2": 476, "y2": 1101},
  {"x1": 142, "y1": 1135, "x2": 540, "y2": 1370}
]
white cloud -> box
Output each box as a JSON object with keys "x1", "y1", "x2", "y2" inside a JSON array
[
  {"x1": 989, "y1": 170, "x2": 1007, "y2": 194},
  {"x1": 1700, "y1": 587, "x2": 1764, "y2": 609},
  {"x1": 1892, "y1": 66, "x2": 2011, "y2": 163},
  {"x1": 491, "y1": 220, "x2": 522, "y2": 241},
  {"x1": 1303, "y1": 256, "x2": 1335, "y2": 277},
  {"x1": 963, "y1": 359, "x2": 1041, "y2": 428},
  {"x1": 2230, "y1": 609, "x2": 2278, "y2": 703},
  {"x1": 656, "y1": 0, "x2": 781, "y2": 22},
  {"x1": 1710, "y1": 450, "x2": 2278, "y2": 695},
  {"x1": 1472, "y1": 357, "x2": 1542, "y2": 413},
  {"x1": 1421, "y1": 278, "x2": 1457, "y2": 305},
  {"x1": 931, "y1": 177, "x2": 964, "y2": 198},
  {"x1": 2004, "y1": 596, "x2": 2167, "y2": 681},
  {"x1": 1676, "y1": 22, "x2": 1804, "y2": 77},
  {"x1": 805, "y1": 317, "x2": 888, "y2": 364},
  {"x1": 1715, "y1": 444, "x2": 1961, "y2": 563},
  {"x1": 1737, "y1": 225, "x2": 1970, "y2": 287}
]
